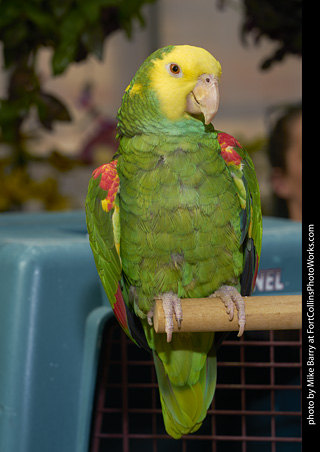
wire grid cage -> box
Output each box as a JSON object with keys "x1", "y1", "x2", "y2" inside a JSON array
[{"x1": 89, "y1": 318, "x2": 302, "y2": 452}]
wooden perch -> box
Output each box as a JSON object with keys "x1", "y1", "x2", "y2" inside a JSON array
[{"x1": 153, "y1": 295, "x2": 302, "y2": 333}]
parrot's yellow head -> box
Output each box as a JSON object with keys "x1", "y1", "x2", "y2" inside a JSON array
[
  {"x1": 119, "y1": 45, "x2": 222, "y2": 136},
  {"x1": 149, "y1": 45, "x2": 221, "y2": 124}
]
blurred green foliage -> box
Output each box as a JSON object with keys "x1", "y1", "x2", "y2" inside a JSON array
[
  {"x1": 241, "y1": 0, "x2": 302, "y2": 70},
  {"x1": 218, "y1": 0, "x2": 301, "y2": 69},
  {"x1": 0, "y1": 0, "x2": 154, "y2": 75},
  {"x1": 0, "y1": 0, "x2": 155, "y2": 211}
]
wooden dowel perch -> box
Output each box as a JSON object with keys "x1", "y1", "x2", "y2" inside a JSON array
[{"x1": 153, "y1": 295, "x2": 302, "y2": 333}]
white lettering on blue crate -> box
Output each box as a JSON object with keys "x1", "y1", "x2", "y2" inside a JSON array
[{"x1": 255, "y1": 268, "x2": 284, "y2": 292}]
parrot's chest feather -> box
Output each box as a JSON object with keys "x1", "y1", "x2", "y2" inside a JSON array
[{"x1": 118, "y1": 134, "x2": 242, "y2": 305}]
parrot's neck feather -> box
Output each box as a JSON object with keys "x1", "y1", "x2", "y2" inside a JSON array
[{"x1": 118, "y1": 113, "x2": 216, "y2": 138}]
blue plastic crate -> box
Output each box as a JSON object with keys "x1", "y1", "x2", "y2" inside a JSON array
[{"x1": 0, "y1": 212, "x2": 112, "y2": 452}]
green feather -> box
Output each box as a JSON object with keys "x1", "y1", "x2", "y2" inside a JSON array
[{"x1": 151, "y1": 331, "x2": 217, "y2": 438}]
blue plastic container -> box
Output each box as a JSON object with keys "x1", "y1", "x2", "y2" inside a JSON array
[{"x1": 0, "y1": 212, "x2": 112, "y2": 452}]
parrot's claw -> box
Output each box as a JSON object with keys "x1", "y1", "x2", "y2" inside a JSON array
[
  {"x1": 210, "y1": 285, "x2": 246, "y2": 337},
  {"x1": 147, "y1": 307, "x2": 154, "y2": 326},
  {"x1": 155, "y1": 292, "x2": 183, "y2": 342}
]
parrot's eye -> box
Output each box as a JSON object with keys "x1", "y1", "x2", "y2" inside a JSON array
[
  {"x1": 166, "y1": 63, "x2": 183, "y2": 78},
  {"x1": 170, "y1": 64, "x2": 180, "y2": 74}
]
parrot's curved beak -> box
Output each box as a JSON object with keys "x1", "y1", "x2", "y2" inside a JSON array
[{"x1": 186, "y1": 74, "x2": 219, "y2": 125}]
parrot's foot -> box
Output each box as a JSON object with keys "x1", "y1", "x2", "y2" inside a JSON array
[
  {"x1": 209, "y1": 285, "x2": 246, "y2": 337},
  {"x1": 149, "y1": 292, "x2": 183, "y2": 342}
]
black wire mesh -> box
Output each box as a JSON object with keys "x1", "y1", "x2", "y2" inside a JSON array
[{"x1": 89, "y1": 318, "x2": 301, "y2": 452}]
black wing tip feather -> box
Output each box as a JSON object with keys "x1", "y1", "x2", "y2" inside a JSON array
[
  {"x1": 240, "y1": 237, "x2": 256, "y2": 296},
  {"x1": 125, "y1": 304, "x2": 151, "y2": 353}
]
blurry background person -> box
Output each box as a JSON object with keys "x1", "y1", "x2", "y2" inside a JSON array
[{"x1": 267, "y1": 104, "x2": 302, "y2": 221}]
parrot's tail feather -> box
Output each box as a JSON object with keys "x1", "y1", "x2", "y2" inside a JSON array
[{"x1": 153, "y1": 343, "x2": 217, "y2": 439}]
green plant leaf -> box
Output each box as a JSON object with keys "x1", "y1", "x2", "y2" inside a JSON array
[
  {"x1": 35, "y1": 92, "x2": 72, "y2": 130},
  {"x1": 24, "y1": 3, "x2": 55, "y2": 32},
  {"x1": 0, "y1": 0, "x2": 23, "y2": 28},
  {"x1": 76, "y1": 0, "x2": 101, "y2": 24},
  {"x1": 81, "y1": 25, "x2": 105, "y2": 60},
  {"x1": 51, "y1": 8, "x2": 86, "y2": 74}
]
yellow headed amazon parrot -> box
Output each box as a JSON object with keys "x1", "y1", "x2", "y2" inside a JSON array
[{"x1": 86, "y1": 45, "x2": 262, "y2": 438}]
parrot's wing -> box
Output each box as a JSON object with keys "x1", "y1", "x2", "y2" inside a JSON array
[
  {"x1": 217, "y1": 132, "x2": 262, "y2": 296},
  {"x1": 85, "y1": 161, "x2": 148, "y2": 349}
]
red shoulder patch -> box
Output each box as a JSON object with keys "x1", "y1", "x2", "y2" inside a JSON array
[
  {"x1": 92, "y1": 160, "x2": 119, "y2": 211},
  {"x1": 217, "y1": 132, "x2": 242, "y2": 166}
]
